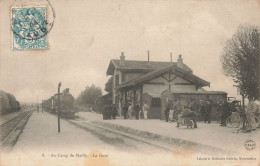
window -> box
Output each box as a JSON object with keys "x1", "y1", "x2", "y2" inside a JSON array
[{"x1": 151, "y1": 98, "x2": 161, "y2": 107}]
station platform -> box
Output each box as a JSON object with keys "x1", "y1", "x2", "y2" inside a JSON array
[
  {"x1": 1, "y1": 111, "x2": 259, "y2": 166},
  {"x1": 78, "y1": 111, "x2": 260, "y2": 157}
]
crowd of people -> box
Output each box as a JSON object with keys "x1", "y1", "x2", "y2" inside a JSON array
[
  {"x1": 164, "y1": 96, "x2": 213, "y2": 128},
  {"x1": 102, "y1": 101, "x2": 149, "y2": 120},
  {"x1": 102, "y1": 97, "x2": 259, "y2": 133},
  {"x1": 102, "y1": 104, "x2": 118, "y2": 120},
  {"x1": 122, "y1": 101, "x2": 149, "y2": 120},
  {"x1": 218, "y1": 98, "x2": 260, "y2": 133}
]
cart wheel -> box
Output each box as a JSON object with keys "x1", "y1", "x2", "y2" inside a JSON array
[
  {"x1": 254, "y1": 116, "x2": 260, "y2": 128},
  {"x1": 234, "y1": 119, "x2": 243, "y2": 128},
  {"x1": 226, "y1": 116, "x2": 233, "y2": 128},
  {"x1": 187, "y1": 120, "x2": 194, "y2": 129}
]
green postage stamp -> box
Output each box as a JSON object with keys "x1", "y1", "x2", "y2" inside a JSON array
[{"x1": 11, "y1": 7, "x2": 48, "y2": 50}]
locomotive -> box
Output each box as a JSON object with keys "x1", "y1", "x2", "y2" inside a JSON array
[{"x1": 43, "y1": 88, "x2": 78, "y2": 118}]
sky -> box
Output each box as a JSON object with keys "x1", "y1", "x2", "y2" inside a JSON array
[{"x1": 1, "y1": 0, "x2": 260, "y2": 103}]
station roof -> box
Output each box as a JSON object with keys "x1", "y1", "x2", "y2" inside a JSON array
[
  {"x1": 116, "y1": 64, "x2": 210, "y2": 90},
  {"x1": 106, "y1": 59, "x2": 192, "y2": 75}
]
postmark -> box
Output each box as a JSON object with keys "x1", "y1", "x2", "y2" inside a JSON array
[
  {"x1": 12, "y1": 7, "x2": 48, "y2": 50},
  {"x1": 244, "y1": 139, "x2": 256, "y2": 151}
]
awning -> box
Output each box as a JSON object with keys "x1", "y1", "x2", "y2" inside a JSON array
[
  {"x1": 169, "y1": 90, "x2": 227, "y2": 95},
  {"x1": 143, "y1": 93, "x2": 161, "y2": 98}
]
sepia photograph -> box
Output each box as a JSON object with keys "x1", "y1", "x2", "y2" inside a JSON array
[{"x1": 0, "y1": 0, "x2": 259, "y2": 165}]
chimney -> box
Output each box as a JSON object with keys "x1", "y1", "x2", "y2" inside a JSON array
[
  {"x1": 170, "y1": 53, "x2": 173, "y2": 62},
  {"x1": 120, "y1": 52, "x2": 125, "y2": 65},
  {"x1": 177, "y1": 54, "x2": 183, "y2": 68},
  {"x1": 147, "y1": 50, "x2": 150, "y2": 62}
]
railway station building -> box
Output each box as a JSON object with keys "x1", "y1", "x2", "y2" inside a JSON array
[{"x1": 106, "y1": 52, "x2": 227, "y2": 120}]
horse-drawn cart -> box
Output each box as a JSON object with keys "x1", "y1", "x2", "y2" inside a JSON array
[{"x1": 177, "y1": 109, "x2": 195, "y2": 128}]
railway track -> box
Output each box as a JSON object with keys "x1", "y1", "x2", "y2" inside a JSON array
[
  {"x1": 1, "y1": 111, "x2": 28, "y2": 126},
  {"x1": 0, "y1": 110, "x2": 34, "y2": 152},
  {"x1": 67, "y1": 119, "x2": 183, "y2": 155}
]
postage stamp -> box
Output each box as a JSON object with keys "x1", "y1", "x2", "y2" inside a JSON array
[{"x1": 11, "y1": 7, "x2": 48, "y2": 50}]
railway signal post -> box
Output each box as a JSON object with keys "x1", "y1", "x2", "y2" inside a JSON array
[{"x1": 58, "y1": 82, "x2": 61, "y2": 133}]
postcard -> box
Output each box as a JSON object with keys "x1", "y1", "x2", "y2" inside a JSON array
[{"x1": 0, "y1": 0, "x2": 259, "y2": 165}]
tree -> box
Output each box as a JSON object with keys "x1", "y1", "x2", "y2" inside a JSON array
[
  {"x1": 105, "y1": 76, "x2": 113, "y2": 93},
  {"x1": 220, "y1": 25, "x2": 260, "y2": 100},
  {"x1": 77, "y1": 84, "x2": 102, "y2": 107}
]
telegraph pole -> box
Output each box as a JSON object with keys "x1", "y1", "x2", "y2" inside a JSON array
[{"x1": 58, "y1": 82, "x2": 61, "y2": 133}]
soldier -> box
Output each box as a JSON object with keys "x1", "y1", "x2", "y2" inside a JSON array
[
  {"x1": 104, "y1": 104, "x2": 111, "y2": 120},
  {"x1": 205, "y1": 96, "x2": 212, "y2": 124},
  {"x1": 111, "y1": 104, "x2": 117, "y2": 119},
  {"x1": 173, "y1": 98, "x2": 184, "y2": 127},
  {"x1": 219, "y1": 100, "x2": 230, "y2": 126},
  {"x1": 123, "y1": 102, "x2": 128, "y2": 119},
  {"x1": 134, "y1": 102, "x2": 141, "y2": 120},
  {"x1": 190, "y1": 101, "x2": 200, "y2": 128},
  {"x1": 173, "y1": 98, "x2": 183, "y2": 116},
  {"x1": 108, "y1": 104, "x2": 113, "y2": 120},
  {"x1": 199, "y1": 100, "x2": 207, "y2": 123}
]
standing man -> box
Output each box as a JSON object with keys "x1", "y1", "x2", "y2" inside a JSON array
[
  {"x1": 165, "y1": 99, "x2": 171, "y2": 122},
  {"x1": 200, "y1": 101, "x2": 207, "y2": 123},
  {"x1": 142, "y1": 101, "x2": 149, "y2": 120},
  {"x1": 134, "y1": 102, "x2": 141, "y2": 120},
  {"x1": 169, "y1": 100, "x2": 175, "y2": 122},
  {"x1": 103, "y1": 104, "x2": 109, "y2": 120},
  {"x1": 109, "y1": 104, "x2": 113, "y2": 120},
  {"x1": 174, "y1": 98, "x2": 184, "y2": 127},
  {"x1": 128, "y1": 102, "x2": 134, "y2": 119},
  {"x1": 190, "y1": 101, "x2": 200, "y2": 128},
  {"x1": 205, "y1": 96, "x2": 212, "y2": 124},
  {"x1": 173, "y1": 98, "x2": 183, "y2": 118},
  {"x1": 111, "y1": 104, "x2": 117, "y2": 119},
  {"x1": 220, "y1": 100, "x2": 230, "y2": 127},
  {"x1": 106, "y1": 104, "x2": 112, "y2": 120},
  {"x1": 123, "y1": 102, "x2": 128, "y2": 119}
]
